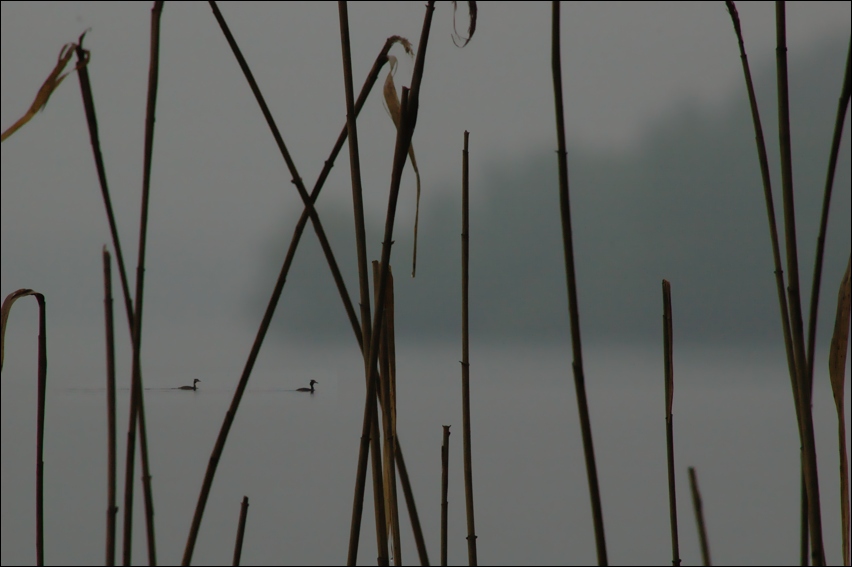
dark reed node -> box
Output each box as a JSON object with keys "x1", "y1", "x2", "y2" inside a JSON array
[
  {"x1": 662, "y1": 280, "x2": 680, "y2": 566},
  {"x1": 551, "y1": 2, "x2": 608, "y2": 563}
]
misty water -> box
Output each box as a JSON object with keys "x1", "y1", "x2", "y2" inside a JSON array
[{"x1": 1, "y1": 340, "x2": 849, "y2": 566}]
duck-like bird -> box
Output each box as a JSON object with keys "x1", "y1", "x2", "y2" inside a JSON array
[
  {"x1": 179, "y1": 379, "x2": 201, "y2": 391},
  {"x1": 296, "y1": 380, "x2": 318, "y2": 393}
]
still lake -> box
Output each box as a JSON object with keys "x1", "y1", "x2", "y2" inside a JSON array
[{"x1": 2, "y1": 339, "x2": 849, "y2": 565}]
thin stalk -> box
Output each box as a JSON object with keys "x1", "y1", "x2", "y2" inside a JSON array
[
  {"x1": 347, "y1": 4, "x2": 435, "y2": 563},
  {"x1": 804, "y1": 39, "x2": 851, "y2": 389},
  {"x1": 339, "y1": 5, "x2": 389, "y2": 562},
  {"x1": 395, "y1": 443, "x2": 430, "y2": 565},
  {"x1": 460, "y1": 130, "x2": 478, "y2": 565},
  {"x1": 232, "y1": 496, "x2": 249, "y2": 566},
  {"x1": 373, "y1": 261, "x2": 401, "y2": 565},
  {"x1": 551, "y1": 3, "x2": 607, "y2": 563},
  {"x1": 724, "y1": 4, "x2": 806, "y2": 560},
  {"x1": 208, "y1": 0, "x2": 361, "y2": 345},
  {"x1": 181, "y1": 35, "x2": 396, "y2": 565},
  {"x1": 0, "y1": 291, "x2": 47, "y2": 563},
  {"x1": 688, "y1": 467, "x2": 711, "y2": 566},
  {"x1": 36, "y1": 294, "x2": 46, "y2": 567},
  {"x1": 776, "y1": 5, "x2": 825, "y2": 564},
  {"x1": 0, "y1": 290, "x2": 47, "y2": 565},
  {"x1": 441, "y1": 426, "x2": 451, "y2": 567},
  {"x1": 74, "y1": 40, "x2": 134, "y2": 330},
  {"x1": 103, "y1": 248, "x2": 118, "y2": 567},
  {"x1": 123, "y1": 4, "x2": 164, "y2": 565},
  {"x1": 662, "y1": 280, "x2": 680, "y2": 566}
]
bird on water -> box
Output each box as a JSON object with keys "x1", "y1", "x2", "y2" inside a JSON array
[
  {"x1": 179, "y1": 379, "x2": 201, "y2": 391},
  {"x1": 296, "y1": 380, "x2": 318, "y2": 393}
]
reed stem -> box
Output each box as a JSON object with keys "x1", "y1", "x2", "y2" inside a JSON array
[
  {"x1": 232, "y1": 496, "x2": 249, "y2": 566},
  {"x1": 122, "y1": 4, "x2": 164, "y2": 565},
  {"x1": 395, "y1": 442, "x2": 431, "y2": 565},
  {"x1": 0, "y1": 289, "x2": 48, "y2": 565},
  {"x1": 688, "y1": 467, "x2": 711, "y2": 566},
  {"x1": 441, "y1": 425, "x2": 451, "y2": 567},
  {"x1": 724, "y1": 4, "x2": 808, "y2": 560},
  {"x1": 103, "y1": 249, "x2": 118, "y2": 567},
  {"x1": 775, "y1": 5, "x2": 825, "y2": 563},
  {"x1": 662, "y1": 280, "x2": 680, "y2": 566},
  {"x1": 551, "y1": 3, "x2": 607, "y2": 563},
  {"x1": 373, "y1": 261, "x2": 401, "y2": 565},
  {"x1": 804, "y1": 39, "x2": 851, "y2": 392},
  {"x1": 339, "y1": 5, "x2": 389, "y2": 562},
  {"x1": 460, "y1": 130, "x2": 478, "y2": 565}
]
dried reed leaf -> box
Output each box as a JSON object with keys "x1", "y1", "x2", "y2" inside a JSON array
[
  {"x1": 1, "y1": 288, "x2": 40, "y2": 372},
  {"x1": 829, "y1": 257, "x2": 851, "y2": 567},
  {"x1": 829, "y1": 257, "x2": 851, "y2": 413},
  {"x1": 452, "y1": 1, "x2": 478, "y2": 48},
  {"x1": 383, "y1": 52, "x2": 422, "y2": 277},
  {"x1": 1, "y1": 34, "x2": 90, "y2": 143}
]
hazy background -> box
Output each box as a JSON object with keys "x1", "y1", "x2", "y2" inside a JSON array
[{"x1": 1, "y1": 2, "x2": 850, "y2": 565}]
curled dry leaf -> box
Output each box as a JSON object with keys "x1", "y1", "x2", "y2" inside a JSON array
[
  {"x1": 829, "y1": 257, "x2": 850, "y2": 567},
  {"x1": 383, "y1": 50, "x2": 422, "y2": 277},
  {"x1": 0, "y1": 288, "x2": 43, "y2": 372},
  {"x1": 1, "y1": 33, "x2": 91, "y2": 143},
  {"x1": 452, "y1": 1, "x2": 478, "y2": 48}
]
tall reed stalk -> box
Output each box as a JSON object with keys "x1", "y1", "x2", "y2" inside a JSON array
[
  {"x1": 0, "y1": 289, "x2": 47, "y2": 565},
  {"x1": 804, "y1": 40, "x2": 851, "y2": 397},
  {"x1": 551, "y1": 3, "x2": 607, "y2": 563},
  {"x1": 232, "y1": 496, "x2": 249, "y2": 566},
  {"x1": 441, "y1": 425, "x2": 451, "y2": 567},
  {"x1": 662, "y1": 280, "x2": 680, "y2": 566},
  {"x1": 103, "y1": 249, "x2": 118, "y2": 567},
  {"x1": 725, "y1": 4, "x2": 814, "y2": 561},
  {"x1": 775, "y1": 5, "x2": 825, "y2": 563},
  {"x1": 688, "y1": 467, "x2": 711, "y2": 566},
  {"x1": 123, "y1": 4, "x2": 164, "y2": 564},
  {"x1": 348, "y1": 6, "x2": 435, "y2": 563},
  {"x1": 339, "y1": 5, "x2": 390, "y2": 561},
  {"x1": 373, "y1": 261, "x2": 402, "y2": 565},
  {"x1": 460, "y1": 129, "x2": 478, "y2": 565}
]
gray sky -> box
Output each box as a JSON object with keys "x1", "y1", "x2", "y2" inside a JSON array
[{"x1": 2, "y1": 1, "x2": 849, "y2": 339}]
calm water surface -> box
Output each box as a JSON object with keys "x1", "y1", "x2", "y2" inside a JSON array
[{"x1": 1, "y1": 340, "x2": 849, "y2": 565}]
